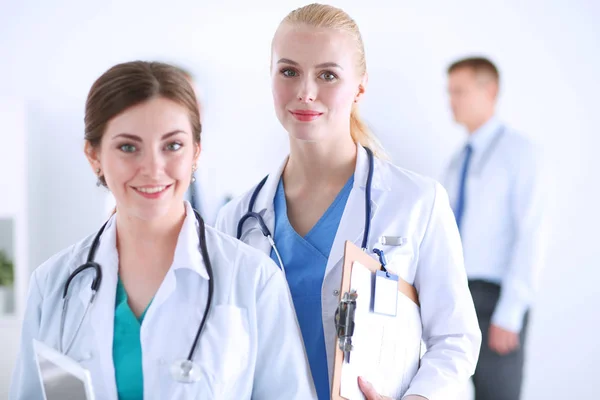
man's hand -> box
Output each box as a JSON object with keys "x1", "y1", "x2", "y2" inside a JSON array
[{"x1": 488, "y1": 323, "x2": 519, "y2": 355}]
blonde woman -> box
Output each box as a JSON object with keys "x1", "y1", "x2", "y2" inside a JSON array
[{"x1": 216, "y1": 4, "x2": 481, "y2": 400}]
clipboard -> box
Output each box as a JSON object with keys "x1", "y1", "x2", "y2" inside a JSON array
[
  {"x1": 331, "y1": 240, "x2": 420, "y2": 400},
  {"x1": 33, "y1": 339, "x2": 96, "y2": 400}
]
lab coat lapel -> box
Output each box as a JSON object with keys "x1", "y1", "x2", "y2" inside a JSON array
[
  {"x1": 323, "y1": 190, "x2": 380, "y2": 279},
  {"x1": 324, "y1": 145, "x2": 387, "y2": 279},
  {"x1": 78, "y1": 217, "x2": 119, "y2": 398},
  {"x1": 243, "y1": 156, "x2": 288, "y2": 255}
]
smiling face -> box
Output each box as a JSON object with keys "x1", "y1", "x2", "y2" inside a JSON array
[
  {"x1": 271, "y1": 23, "x2": 366, "y2": 145},
  {"x1": 85, "y1": 96, "x2": 199, "y2": 221}
]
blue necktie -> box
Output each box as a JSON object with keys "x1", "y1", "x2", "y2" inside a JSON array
[{"x1": 454, "y1": 144, "x2": 473, "y2": 231}]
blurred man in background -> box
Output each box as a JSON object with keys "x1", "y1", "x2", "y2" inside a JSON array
[{"x1": 442, "y1": 56, "x2": 546, "y2": 400}]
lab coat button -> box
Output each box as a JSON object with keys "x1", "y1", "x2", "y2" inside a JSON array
[{"x1": 333, "y1": 289, "x2": 339, "y2": 296}]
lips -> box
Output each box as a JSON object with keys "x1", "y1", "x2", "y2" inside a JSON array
[
  {"x1": 132, "y1": 184, "x2": 173, "y2": 199},
  {"x1": 289, "y1": 109, "x2": 323, "y2": 121},
  {"x1": 135, "y1": 185, "x2": 168, "y2": 194}
]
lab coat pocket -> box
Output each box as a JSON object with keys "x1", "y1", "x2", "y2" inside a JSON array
[
  {"x1": 162, "y1": 305, "x2": 250, "y2": 400},
  {"x1": 67, "y1": 331, "x2": 96, "y2": 370},
  {"x1": 72, "y1": 348, "x2": 94, "y2": 365},
  {"x1": 161, "y1": 367, "x2": 215, "y2": 400},
  {"x1": 199, "y1": 305, "x2": 251, "y2": 393}
]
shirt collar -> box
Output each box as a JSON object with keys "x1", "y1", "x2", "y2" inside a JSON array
[
  {"x1": 467, "y1": 116, "x2": 503, "y2": 152},
  {"x1": 172, "y1": 201, "x2": 210, "y2": 280},
  {"x1": 81, "y1": 201, "x2": 209, "y2": 293}
]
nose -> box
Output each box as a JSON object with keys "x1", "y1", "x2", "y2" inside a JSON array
[
  {"x1": 140, "y1": 148, "x2": 165, "y2": 178},
  {"x1": 297, "y1": 78, "x2": 316, "y2": 103}
]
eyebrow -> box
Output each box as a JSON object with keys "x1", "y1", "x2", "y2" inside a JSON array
[
  {"x1": 277, "y1": 58, "x2": 344, "y2": 70},
  {"x1": 111, "y1": 130, "x2": 187, "y2": 141}
]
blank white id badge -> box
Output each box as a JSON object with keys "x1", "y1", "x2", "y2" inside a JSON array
[{"x1": 373, "y1": 270, "x2": 398, "y2": 317}]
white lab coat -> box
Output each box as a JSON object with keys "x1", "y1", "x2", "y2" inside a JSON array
[
  {"x1": 215, "y1": 145, "x2": 482, "y2": 400},
  {"x1": 10, "y1": 202, "x2": 317, "y2": 400}
]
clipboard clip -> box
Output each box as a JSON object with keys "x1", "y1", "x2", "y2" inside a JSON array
[
  {"x1": 334, "y1": 290, "x2": 358, "y2": 363},
  {"x1": 372, "y1": 248, "x2": 388, "y2": 274}
]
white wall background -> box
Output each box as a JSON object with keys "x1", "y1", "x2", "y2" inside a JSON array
[{"x1": 1, "y1": 0, "x2": 598, "y2": 398}]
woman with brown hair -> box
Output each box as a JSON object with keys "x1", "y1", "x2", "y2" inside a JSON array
[{"x1": 10, "y1": 61, "x2": 316, "y2": 400}]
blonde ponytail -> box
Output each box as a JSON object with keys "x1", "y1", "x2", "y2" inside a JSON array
[{"x1": 350, "y1": 106, "x2": 387, "y2": 159}]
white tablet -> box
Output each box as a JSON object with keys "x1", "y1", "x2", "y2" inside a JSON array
[{"x1": 33, "y1": 339, "x2": 96, "y2": 400}]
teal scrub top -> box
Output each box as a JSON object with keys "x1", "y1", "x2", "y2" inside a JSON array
[{"x1": 112, "y1": 279, "x2": 150, "y2": 400}]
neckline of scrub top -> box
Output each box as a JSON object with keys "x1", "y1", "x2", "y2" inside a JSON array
[
  {"x1": 113, "y1": 278, "x2": 152, "y2": 400},
  {"x1": 115, "y1": 278, "x2": 152, "y2": 322},
  {"x1": 277, "y1": 174, "x2": 355, "y2": 258}
]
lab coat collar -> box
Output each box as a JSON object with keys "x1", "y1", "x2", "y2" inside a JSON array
[
  {"x1": 237, "y1": 157, "x2": 286, "y2": 256},
  {"x1": 355, "y1": 143, "x2": 391, "y2": 192},
  {"x1": 77, "y1": 202, "x2": 210, "y2": 281},
  {"x1": 77, "y1": 214, "x2": 118, "y2": 306},
  {"x1": 172, "y1": 201, "x2": 210, "y2": 280},
  {"x1": 253, "y1": 156, "x2": 288, "y2": 214},
  {"x1": 251, "y1": 142, "x2": 391, "y2": 274},
  {"x1": 247, "y1": 144, "x2": 389, "y2": 262}
]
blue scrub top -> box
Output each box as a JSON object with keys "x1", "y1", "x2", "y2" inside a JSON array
[
  {"x1": 113, "y1": 279, "x2": 150, "y2": 400},
  {"x1": 270, "y1": 175, "x2": 354, "y2": 400}
]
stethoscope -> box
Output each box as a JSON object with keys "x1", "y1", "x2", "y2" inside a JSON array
[
  {"x1": 60, "y1": 210, "x2": 213, "y2": 384},
  {"x1": 236, "y1": 147, "x2": 377, "y2": 269}
]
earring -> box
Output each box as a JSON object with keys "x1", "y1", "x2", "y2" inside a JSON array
[
  {"x1": 95, "y1": 168, "x2": 104, "y2": 187},
  {"x1": 191, "y1": 164, "x2": 197, "y2": 183}
]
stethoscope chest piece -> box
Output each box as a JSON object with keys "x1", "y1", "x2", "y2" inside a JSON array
[{"x1": 170, "y1": 359, "x2": 202, "y2": 383}]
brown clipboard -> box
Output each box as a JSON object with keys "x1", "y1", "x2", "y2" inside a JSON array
[{"x1": 331, "y1": 240, "x2": 420, "y2": 400}]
